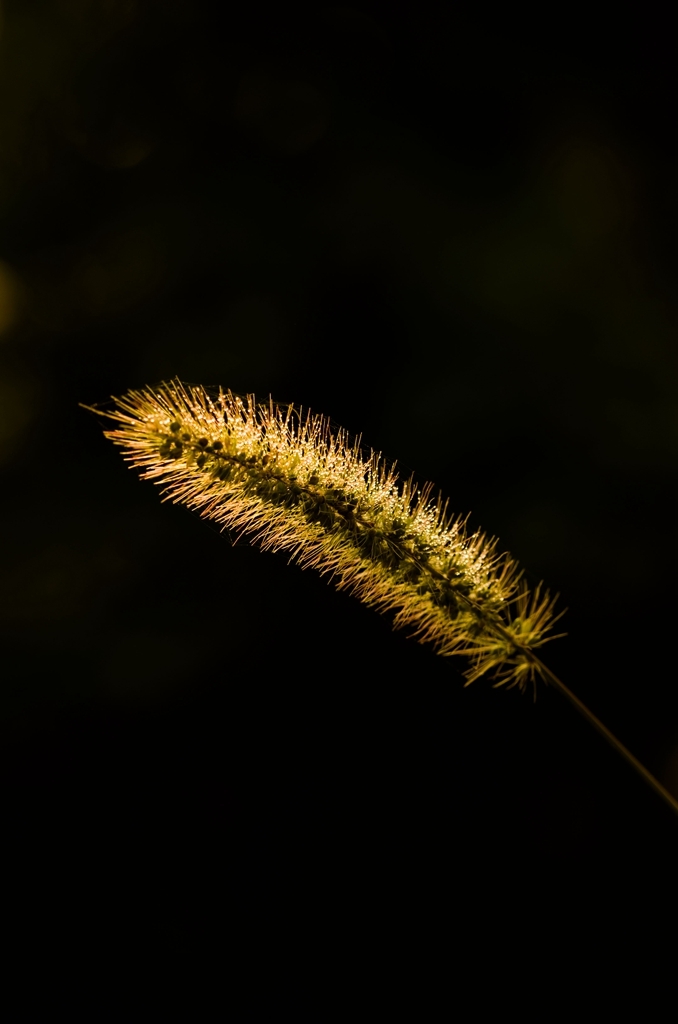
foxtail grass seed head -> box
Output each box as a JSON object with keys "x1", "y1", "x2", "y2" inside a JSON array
[{"x1": 85, "y1": 380, "x2": 565, "y2": 693}]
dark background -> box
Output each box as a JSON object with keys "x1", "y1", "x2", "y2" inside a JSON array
[{"x1": 1, "y1": 0, "x2": 676, "y2": 975}]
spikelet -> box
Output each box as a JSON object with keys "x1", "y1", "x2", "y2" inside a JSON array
[{"x1": 85, "y1": 380, "x2": 565, "y2": 691}]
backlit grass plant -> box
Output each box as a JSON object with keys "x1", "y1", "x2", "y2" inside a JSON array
[{"x1": 84, "y1": 379, "x2": 678, "y2": 818}]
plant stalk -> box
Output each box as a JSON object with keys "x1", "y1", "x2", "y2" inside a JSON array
[{"x1": 533, "y1": 656, "x2": 678, "y2": 820}]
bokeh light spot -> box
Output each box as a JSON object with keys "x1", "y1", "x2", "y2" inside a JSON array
[{"x1": 0, "y1": 262, "x2": 23, "y2": 337}]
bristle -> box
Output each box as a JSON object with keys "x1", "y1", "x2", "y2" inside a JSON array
[{"x1": 86, "y1": 379, "x2": 564, "y2": 690}]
